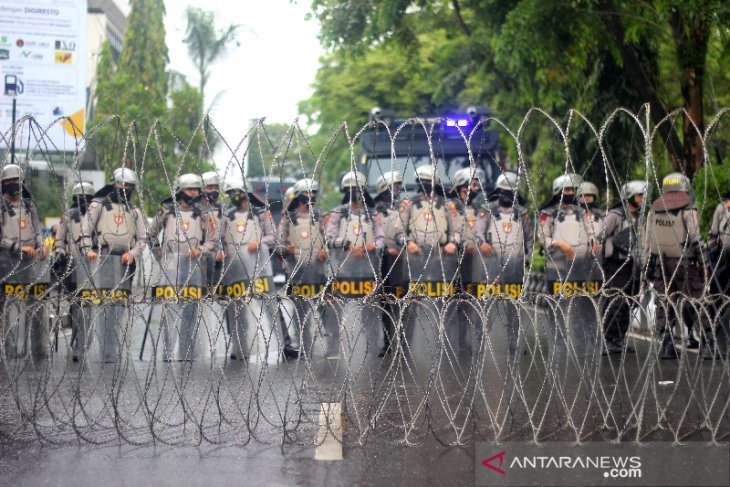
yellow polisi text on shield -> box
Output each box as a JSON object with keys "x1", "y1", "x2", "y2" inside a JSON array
[
  {"x1": 408, "y1": 281, "x2": 455, "y2": 297},
  {"x1": 329, "y1": 279, "x2": 376, "y2": 297},
  {"x1": 153, "y1": 286, "x2": 203, "y2": 300},
  {"x1": 549, "y1": 280, "x2": 602, "y2": 297},
  {"x1": 465, "y1": 283, "x2": 523, "y2": 298},
  {"x1": 225, "y1": 277, "x2": 271, "y2": 298},
  {"x1": 80, "y1": 289, "x2": 129, "y2": 305},
  {"x1": 291, "y1": 283, "x2": 325, "y2": 297},
  {"x1": 2, "y1": 283, "x2": 49, "y2": 299}
]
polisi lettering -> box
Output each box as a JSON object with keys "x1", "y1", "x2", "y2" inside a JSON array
[
  {"x1": 292, "y1": 283, "x2": 325, "y2": 297},
  {"x1": 551, "y1": 280, "x2": 602, "y2": 297},
  {"x1": 153, "y1": 286, "x2": 203, "y2": 300},
  {"x1": 226, "y1": 277, "x2": 271, "y2": 297},
  {"x1": 408, "y1": 281, "x2": 455, "y2": 297},
  {"x1": 2, "y1": 283, "x2": 48, "y2": 299},
  {"x1": 80, "y1": 289, "x2": 129, "y2": 305},
  {"x1": 330, "y1": 279, "x2": 376, "y2": 297},
  {"x1": 466, "y1": 283, "x2": 522, "y2": 298}
]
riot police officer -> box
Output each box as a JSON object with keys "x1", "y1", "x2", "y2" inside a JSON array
[
  {"x1": 279, "y1": 177, "x2": 327, "y2": 357},
  {"x1": 325, "y1": 171, "x2": 384, "y2": 361},
  {"x1": 221, "y1": 179, "x2": 277, "y2": 361},
  {"x1": 201, "y1": 171, "x2": 225, "y2": 291},
  {"x1": 538, "y1": 173, "x2": 602, "y2": 360},
  {"x1": 644, "y1": 173, "x2": 711, "y2": 359},
  {"x1": 578, "y1": 181, "x2": 606, "y2": 244},
  {"x1": 0, "y1": 164, "x2": 48, "y2": 359},
  {"x1": 82, "y1": 168, "x2": 147, "y2": 362},
  {"x1": 708, "y1": 187, "x2": 730, "y2": 295},
  {"x1": 149, "y1": 173, "x2": 218, "y2": 361},
  {"x1": 325, "y1": 171, "x2": 385, "y2": 293},
  {"x1": 373, "y1": 170, "x2": 406, "y2": 356},
  {"x1": 475, "y1": 171, "x2": 533, "y2": 355},
  {"x1": 53, "y1": 182, "x2": 94, "y2": 360},
  {"x1": 601, "y1": 180, "x2": 647, "y2": 355}
]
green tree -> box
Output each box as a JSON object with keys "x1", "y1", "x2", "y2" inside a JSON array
[
  {"x1": 183, "y1": 7, "x2": 240, "y2": 116},
  {"x1": 246, "y1": 121, "x2": 314, "y2": 180},
  {"x1": 304, "y1": 0, "x2": 730, "y2": 204},
  {"x1": 87, "y1": 1, "x2": 213, "y2": 214}
]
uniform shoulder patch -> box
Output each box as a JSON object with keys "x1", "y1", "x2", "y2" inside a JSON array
[{"x1": 539, "y1": 211, "x2": 550, "y2": 224}]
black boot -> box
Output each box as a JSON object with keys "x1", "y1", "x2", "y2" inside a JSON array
[{"x1": 661, "y1": 332, "x2": 679, "y2": 360}]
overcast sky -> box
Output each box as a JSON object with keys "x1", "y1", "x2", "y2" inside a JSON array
[{"x1": 161, "y1": 0, "x2": 323, "y2": 168}]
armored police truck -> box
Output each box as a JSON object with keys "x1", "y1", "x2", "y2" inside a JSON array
[{"x1": 356, "y1": 107, "x2": 501, "y2": 196}]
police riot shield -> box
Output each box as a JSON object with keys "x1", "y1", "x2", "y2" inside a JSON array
[
  {"x1": 404, "y1": 245, "x2": 458, "y2": 298},
  {"x1": 544, "y1": 249, "x2": 602, "y2": 362},
  {"x1": 285, "y1": 256, "x2": 326, "y2": 298},
  {"x1": 74, "y1": 254, "x2": 133, "y2": 363},
  {"x1": 381, "y1": 252, "x2": 407, "y2": 298},
  {"x1": 463, "y1": 251, "x2": 525, "y2": 299},
  {"x1": 0, "y1": 251, "x2": 51, "y2": 359},
  {"x1": 224, "y1": 244, "x2": 280, "y2": 363},
  {"x1": 327, "y1": 248, "x2": 380, "y2": 298},
  {"x1": 153, "y1": 252, "x2": 204, "y2": 361}
]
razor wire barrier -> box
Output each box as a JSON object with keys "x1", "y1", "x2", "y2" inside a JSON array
[{"x1": 1, "y1": 106, "x2": 730, "y2": 449}]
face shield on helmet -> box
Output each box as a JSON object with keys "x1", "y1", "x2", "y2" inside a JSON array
[
  {"x1": 415, "y1": 165, "x2": 441, "y2": 196},
  {"x1": 71, "y1": 182, "x2": 95, "y2": 211},
  {"x1": 111, "y1": 168, "x2": 138, "y2": 204},
  {"x1": 223, "y1": 179, "x2": 254, "y2": 207},
  {"x1": 578, "y1": 181, "x2": 599, "y2": 206},
  {"x1": 340, "y1": 171, "x2": 370, "y2": 204},
  {"x1": 621, "y1": 180, "x2": 648, "y2": 207}
]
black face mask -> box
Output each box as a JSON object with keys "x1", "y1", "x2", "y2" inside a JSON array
[
  {"x1": 561, "y1": 194, "x2": 576, "y2": 205},
  {"x1": 2, "y1": 182, "x2": 21, "y2": 196},
  {"x1": 231, "y1": 194, "x2": 246, "y2": 207},
  {"x1": 74, "y1": 196, "x2": 89, "y2": 213},
  {"x1": 498, "y1": 194, "x2": 514, "y2": 207},
  {"x1": 178, "y1": 192, "x2": 200, "y2": 205},
  {"x1": 205, "y1": 191, "x2": 219, "y2": 204},
  {"x1": 421, "y1": 183, "x2": 433, "y2": 195}
]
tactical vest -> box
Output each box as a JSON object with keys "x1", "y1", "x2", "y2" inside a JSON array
[
  {"x1": 225, "y1": 209, "x2": 262, "y2": 248},
  {"x1": 337, "y1": 207, "x2": 375, "y2": 246},
  {"x1": 163, "y1": 207, "x2": 204, "y2": 254},
  {"x1": 550, "y1": 206, "x2": 591, "y2": 258},
  {"x1": 2, "y1": 199, "x2": 37, "y2": 247},
  {"x1": 586, "y1": 207, "x2": 606, "y2": 243},
  {"x1": 649, "y1": 209, "x2": 688, "y2": 259},
  {"x1": 288, "y1": 211, "x2": 325, "y2": 264},
  {"x1": 96, "y1": 201, "x2": 137, "y2": 252},
  {"x1": 407, "y1": 198, "x2": 448, "y2": 246},
  {"x1": 488, "y1": 204, "x2": 525, "y2": 258},
  {"x1": 450, "y1": 199, "x2": 479, "y2": 248}
]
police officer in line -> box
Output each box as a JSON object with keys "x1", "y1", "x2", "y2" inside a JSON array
[
  {"x1": 403, "y1": 165, "x2": 459, "y2": 258},
  {"x1": 0, "y1": 165, "x2": 46, "y2": 260},
  {"x1": 52, "y1": 182, "x2": 95, "y2": 360},
  {"x1": 279, "y1": 177, "x2": 327, "y2": 358},
  {"x1": 707, "y1": 186, "x2": 730, "y2": 295},
  {"x1": 0, "y1": 164, "x2": 48, "y2": 358},
  {"x1": 373, "y1": 170, "x2": 406, "y2": 356},
  {"x1": 644, "y1": 173, "x2": 714, "y2": 359},
  {"x1": 448, "y1": 167, "x2": 487, "y2": 258},
  {"x1": 82, "y1": 168, "x2": 147, "y2": 362},
  {"x1": 221, "y1": 178, "x2": 276, "y2": 360},
  {"x1": 149, "y1": 173, "x2": 218, "y2": 361},
  {"x1": 475, "y1": 172, "x2": 534, "y2": 355},
  {"x1": 601, "y1": 180, "x2": 647, "y2": 355},
  {"x1": 538, "y1": 173, "x2": 601, "y2": 359},
  {"x1": 325, "y1": 171, "x2": 384, "y2": 266},
  {"x1": 201, "y1": 171, "x2": 225, "y2": 291},
  {"x1": 578, "y1": 181, "x2": 606, "y2": 244}
]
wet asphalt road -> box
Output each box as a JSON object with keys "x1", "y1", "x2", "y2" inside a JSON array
[{"x1": 2, "y1": 293, "x2": 729, "y2": 486}]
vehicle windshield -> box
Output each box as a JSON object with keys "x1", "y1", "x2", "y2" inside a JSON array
[{"x1": 365, "y1": 155, "x2": 493, "y2": 191}]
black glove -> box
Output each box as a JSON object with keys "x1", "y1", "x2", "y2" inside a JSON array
[{"x1": 51, "y1": 253, "x2": 67, "y2": 280}]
